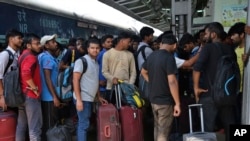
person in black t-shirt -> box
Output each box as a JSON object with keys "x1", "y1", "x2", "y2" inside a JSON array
[
  {"x1": 193, "y1": 22, "x2": 237, "y2": 141},
  {"x1": 141, "y1": 34, "x2": 181, "y2": 141}
]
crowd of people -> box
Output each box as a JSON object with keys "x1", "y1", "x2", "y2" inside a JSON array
[{"x1": 0, "y1": 21, "x2": 249, "y2": 141}]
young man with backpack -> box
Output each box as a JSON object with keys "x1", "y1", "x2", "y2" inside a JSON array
[
  {"x1": 73, "y1": 38, "x2": 107, "y2": 141},
  {"x1": 0, "y1": 29, "x2": 23, "y2": 111},
  {"x1": 193, "y1": 22, "x2": 239, "y2": 141},
  {"x1": 15, "y1": 33, "x2": 43, "y2": 141},
  {"x1": 135, "y1": 26, "x2": 154, "y2": 86}
]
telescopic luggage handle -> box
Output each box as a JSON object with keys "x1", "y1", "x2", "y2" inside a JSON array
[
  {"x1": 114, "y1": 83, "x2": 122, "y2": 109},
  {"x1": 188, "y1": 104, "x2": 204, "y2": 133}
]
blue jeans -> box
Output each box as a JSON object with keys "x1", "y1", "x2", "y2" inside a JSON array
[
  {"x1": 74, "y1": 100, "x2": 93, "y2": 141},
  {"x1": 16, "y1": 96, "x2": 43, "y2": 141}
]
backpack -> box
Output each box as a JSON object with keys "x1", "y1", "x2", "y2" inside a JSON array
[
  {"x1": 208, "y1": 43, "x2": 240, "y2": 106},
  {"x1": 56, "y1": 53, "x2": 87, "y2": 102},
  {"x1": 118, "y1": 81, "x2": 145, "y2": 108},
  {"x1": 134, "y1": 45, "x2": 150, "y2": 100},
  {"x1": 3, "y1": 50, "x2": 30, "y2": 107}
]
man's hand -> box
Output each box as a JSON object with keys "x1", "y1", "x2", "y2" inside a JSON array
[
  {"x1": 53, "y1": 97, "x2": 61, "y2": 107},
  {"x1": 173, "y1": 104, "x2": 181, "y2": 117},
  {"x1": 0, "y1": 95, "x2": 7, "y2": 111},
  {"x1": 112, "y1": 77, "x2": 118, "y2": 85},
  {"x1": 76, "y1": 100, "x2": 83, "y2": 111},
  {"x1": 99, "y1": 80, "x2": 107, "y2": 87},
  {"x1": 98, "y1": 96, "x2": 108, "y2": 105},
  {"x1": 193, "y1": 87, "x2": 208, "y2": 103}
]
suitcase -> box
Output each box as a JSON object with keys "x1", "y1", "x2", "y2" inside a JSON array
[
  {"x1": 97, "y1": 103, "x2": 121, "y2": 141},
  {"x1": 115, "y1": 84, "x2": 144, "y2": 141},
  {"x1": 0, "y1": 110, "x2": 17, "y2": 141},
  {"x1": 183, "y1": 104, "x2": 217, "y2": 141}
]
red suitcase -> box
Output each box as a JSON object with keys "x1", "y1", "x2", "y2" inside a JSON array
[
  {"x1": 0, "y1": 110, "x2": 17, "y2": 141},
  {"x1": 97, "y1": 104, "x2": 121, "y2": 141},
  {"x1": 115, "y1": 84, "x2": 144, "y2": 141}
]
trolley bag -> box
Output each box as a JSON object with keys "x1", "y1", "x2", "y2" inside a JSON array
[
  {"x1": 0, "y1": 110, "x2": 17, "y2": 141},
  {"x1": 115, "y1": 84, "x2": 144, "y2": 141},
  {"x1": 183, "y1": 104, "x2": 217, "y2": 141},
  {"x1": 97, "y1": 103, "x2": 121, "y2": 141}
]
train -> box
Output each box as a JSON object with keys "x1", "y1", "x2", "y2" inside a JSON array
[{"x1": 0, "y1": 0, "x2": 142, "y2": 45}]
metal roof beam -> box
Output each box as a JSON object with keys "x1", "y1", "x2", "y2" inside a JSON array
[
  {"x1": 141, "y1": 14, "x2": 155, "y2": 18},
  {"x1": 119, "y1": 0, "x2": 140, "y2": 6},
  {"x1": 128, "y1": 4, "x2": 146, "y2": 10},
  {"x1": 135, "y1": 9, "x2": 152, "y2": 15}
]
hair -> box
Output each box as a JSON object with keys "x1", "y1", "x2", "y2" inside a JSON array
[
  {"x1": 76, "y1": 37, "x2": 84, "y2": 41},
  {"x1": 67, "y1": 37, "x2": 77, "y2": 47},
  {"x1": 204, "y1": 22, "x2": 224, "y2": 39},
  {"x1": 23, "y1": 33, "x2": 40, "y2": 48},
  {"x1": 5, "y1": 29, "x2": 23, "y2": 44},
  {"x1": 117, "y1": 31, "x2": 132, "y2": 43},
  {"x1": 139, "y1": 26, "x2": 154, "y2": 40},
  {"x1": 86, "y1": 38, "x2": 100, "y2": 48},
  {"x1": 101, "y1": 34, "x2": 113, "y2": 44},
  {"x1": 156, "y1": 30, "x2": 174, "y2": 44},
  {"x1": 161, "y1": 34, "x2": 177, "y2": 45},
  {"x1": 228, "y1": 22, "x2": 246, "y2": 36},
  {"x1": 132, "y1": 34, "x2": 141, "y2": 43},
  {"x1": 178, "y1": 33, "x2": 195, "y2": 49}
]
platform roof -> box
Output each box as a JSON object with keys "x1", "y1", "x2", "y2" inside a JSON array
[{"x1": 98, "y1": 0, "x2": 209, "y2": 32}]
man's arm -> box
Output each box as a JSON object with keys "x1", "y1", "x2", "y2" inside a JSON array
[
  {"x1": 44, "y1": 69, "x2": 60, "y2": 107},
  {"x1": 192, "y1": 70, "x2": 207, "y2": 102},
  {"x1": 129, "y1": 55, "x2": 136, "y2": 84},
  {"x1": 181, "y1": 52, "x2": 200, "y2": 68},
  {"x1": 167, "y1": 74, "x2": 181, "y2": 117},
  {"x1": 141, "y1": 68, "x2": 149, "y2": 82},
  {"x1": 102, "y1": 53, "x2": 117, "y2": 84},
  {"x1": 73, "y1": 71, "x2": 83, "y2": 111},
  {"x1": 0, "y1": 80, "x2": 7, "y2": 110}
]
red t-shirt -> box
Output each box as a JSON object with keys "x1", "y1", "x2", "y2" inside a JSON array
[{"x1": 19, "y1": 50, "x2": 41, "y2": 99}]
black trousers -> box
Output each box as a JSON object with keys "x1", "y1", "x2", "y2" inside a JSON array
[
  {"x1": 199, "y1": 96, "x2": 236, "y2": 141},
  {"x1": 41, "y1": 101, "x2": 60, "y2": 141}
]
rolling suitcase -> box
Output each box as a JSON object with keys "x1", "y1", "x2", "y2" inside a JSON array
[
  {"x1": 0, "y1": 110, "x2": 17, "y2": 141},
  {"x1": 183, "y1": 104, "x2": 217, "y2": 141},
  {"x1": 97, "y1": 103, "x2": 121, "y2": 141},
  {"x1": 115, "y1": 84, "x2": 144, "y2": 141}
]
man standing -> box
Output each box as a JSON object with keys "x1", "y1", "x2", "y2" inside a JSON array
[
  {"x1": 38, "y1": 34, "x2": 59, "y2": 140},
  {"x1": 97, "y1": 35, "x2": 113, "y2": 100},
  {"x1": 16, "y1": 33, "x2": 43, "y2": 141},
  {"x1": 141, "y1": 34, "x2": 181, "y2": 141},
  {"x1": 193, "y1": 22, "x2": 237, "y2": 141},
  {"x1": 0, "y1": 29, "x2": 23, "y2": 111},
  {"x1": 137, "y1": 26, "x2": 154, "y2": 70},
  {"x1": 102, "y1": 32, "x2": 136, "y2": 102},
  {"x1": 73, "y1": 38, "x2": 107, "y2": 141}
]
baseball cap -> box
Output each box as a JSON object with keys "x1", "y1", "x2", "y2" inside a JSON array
[{"x1": 41, "y1": 34, "x2": 57, "y2": 46}]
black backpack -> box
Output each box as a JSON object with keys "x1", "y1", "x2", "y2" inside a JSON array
[
  {"x1": 134, "y1": 45, "x2": 147, "y2": 86},
  {"x1": 208, "y1": 43, "x2": 240, "y2": 106}
]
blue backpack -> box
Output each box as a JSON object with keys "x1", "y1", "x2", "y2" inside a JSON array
[{"x1": 56, "y1": 53, "x2": 87, "y2": 102}]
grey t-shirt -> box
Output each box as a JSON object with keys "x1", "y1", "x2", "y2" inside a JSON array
[
  {"x1": 137, "y1": 42, "x2": 153, "y2": 70},
  {"x1": 73, "y1": 55, "x2": 99, "y2": 102}
]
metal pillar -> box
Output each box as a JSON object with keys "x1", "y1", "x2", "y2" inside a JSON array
[
  {"x1": 242, "y1": 0, "x2": 250, "y2": 124},
  {"x1": 171, "y1": 0, "x2": 192, "y2": 38}
]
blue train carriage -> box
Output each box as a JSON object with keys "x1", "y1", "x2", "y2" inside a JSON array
[{"x1": 0, "y1": 0, "x2": 137, "y2": 45}]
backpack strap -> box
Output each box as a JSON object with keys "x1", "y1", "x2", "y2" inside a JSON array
[
  {"x1": 4, "y1": 50, "x2": 14, "y2": 75},
  {"x1": 71, "y1": 50, "x2": 75, "y2": 67},
  {"x1": 137, "y1": 45, "x2": 148, "y2": 61},
  {"x1": 80, "y1": 57, "x2": 88, "y2": 77}
]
